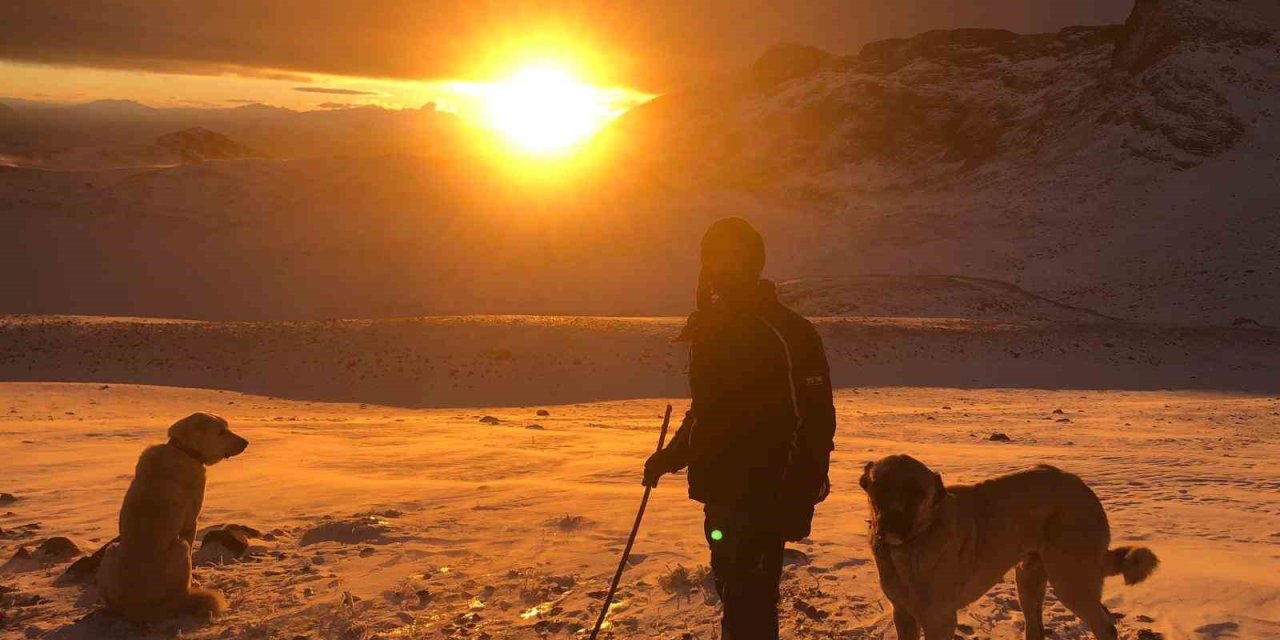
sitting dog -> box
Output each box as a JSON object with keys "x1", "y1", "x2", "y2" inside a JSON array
[
  {"x1": 97, "y1": 412, "x2": 248, "y2": 622},
  {"x1": 860, "y1": 455, "x2": 1158, "y2": 640}
]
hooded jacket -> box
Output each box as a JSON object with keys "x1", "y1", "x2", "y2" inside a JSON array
[{"x1": 661, "y1": 281, "x2": 836, "y2": 515}]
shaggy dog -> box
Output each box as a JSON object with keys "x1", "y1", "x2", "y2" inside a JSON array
[
  {"x1": 860, "y1": 455, "x2": 1158, "y2": 640},
  {"x1": 97, "y1": 412, "x2": 248, "y2": 622}
]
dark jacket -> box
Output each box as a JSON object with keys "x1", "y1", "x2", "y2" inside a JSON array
[{"x1": 662, "y1": 281, "x2": 836, "y2": 519}]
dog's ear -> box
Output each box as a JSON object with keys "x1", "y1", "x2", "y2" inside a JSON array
[
  {"x1": 168, "y1": 413, "x2": 198, "y2": 443},
  {"x1": 859, "y1": 461, "x2": 874, "y2": 491},
  {"x1": 168, "y1": 412, "x2": 218, "y2": 443},
  {"x1": 932, "y1": 472, "x2": 946, "y2": 504}
]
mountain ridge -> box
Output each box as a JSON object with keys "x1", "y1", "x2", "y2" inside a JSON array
[{"x1": 1, "y1": 0, "x2": 1276, "y2": 325}]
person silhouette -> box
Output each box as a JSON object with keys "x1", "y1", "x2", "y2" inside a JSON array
[{"x1": 643, "y1": 217, "x2": 836, "y2": 639}]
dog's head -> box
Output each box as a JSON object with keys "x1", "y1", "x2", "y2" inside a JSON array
[
  {"x1": 859, "y1": 454, "x2": 946, "y2": 546},
  {"x1": 168, "y1": 412, "x2": 248, "y2": 465}
]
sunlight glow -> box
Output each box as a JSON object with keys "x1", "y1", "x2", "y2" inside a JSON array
[{"x1": 479, "y1": 64, "x2": 618, "y2": 155}]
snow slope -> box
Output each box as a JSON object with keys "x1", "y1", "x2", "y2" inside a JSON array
[
  {"x1": 2, "y1": 0, "x2": 1277, "y2": 325},
  {"x1": 1, "y1": 382, "x2": 1277, "y2": 639}
]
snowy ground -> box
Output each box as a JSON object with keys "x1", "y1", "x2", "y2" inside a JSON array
[{"x1": 2, "y1": 382, "x2": 1277, "y2": 640}]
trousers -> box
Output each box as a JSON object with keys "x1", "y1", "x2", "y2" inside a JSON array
[{"x1": 704, "y1": 503, "x2": 785, "y2": 640}]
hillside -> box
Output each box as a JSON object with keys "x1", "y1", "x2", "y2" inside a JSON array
[
  {"x1": 777, "y1": 276, "x2": 1118, "y2": 322},
  {"x1": 609, "y1": 0, "x2": 1280, "y2": 325},
  {"x1": 155, "y1": 127, "x2": 258, "y2": 163},
  {"x1": 2, "y1": 315, "x2": 1277, "y2": 409},
  {"x1": 1, "y1": 0, "x2": 1277, "y2": 325},
  {"x1": 616, "y1": 0, "x2": 1276, "y2": 181}
]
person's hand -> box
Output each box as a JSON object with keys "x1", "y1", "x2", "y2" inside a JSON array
[{"x1": 643, "y1": 449, "x2": 672, "y2": 488}]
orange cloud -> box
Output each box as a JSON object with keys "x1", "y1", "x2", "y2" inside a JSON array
[
  {"x1": 0, "y1": 1, "x2": 1130, "y2": 91},
  {"x1": 293, "y1": 87, "x2": 381, "y2": 96}
]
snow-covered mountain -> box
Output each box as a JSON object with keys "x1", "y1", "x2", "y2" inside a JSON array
[
  {"x1": 607, "y1": 0, "x2": 1280, "y2": 325},
  {"x1": 616, "y1": 0, "x2": 1275, "y2": 182},
  {"x1": 1, "y1": 0, "x2": 1277, "y2": 325}
]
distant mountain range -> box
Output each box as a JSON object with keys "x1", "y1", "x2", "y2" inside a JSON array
[
  {"x1": 0, "y1": 99, "x2": 463, "y2": 169},
  {"x1": 2, "y1": 0, "x2": 1277, "y2": 326}
]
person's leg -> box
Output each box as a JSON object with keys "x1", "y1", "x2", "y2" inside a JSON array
[
  {"x1": 734, "y1": 523, "x2": 783, "y2": 639},
  {"x1": 704, "y1": 504, "x2": 737, "y2": 636},
  {"x1": 705, "y1": 505, "x2": 783, "y2": 640}
]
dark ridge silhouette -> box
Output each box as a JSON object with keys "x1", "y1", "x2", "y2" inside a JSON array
[{"x1": 155, "y1": 127, "x2": 258, "y2": 163}]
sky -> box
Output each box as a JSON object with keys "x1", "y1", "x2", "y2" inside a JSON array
[{"x1": 0, "y1": 1, "x2": 1132, "y2": 111}]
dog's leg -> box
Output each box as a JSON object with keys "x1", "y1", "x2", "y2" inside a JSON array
[
  {"x1": 1017, "y1": 554, "x2": 1048, "y2": 640},
  {"x1": 892, "y1": 604, "x2": 920, "y2": 640},
  {"x1": 1043, "y1": 555, "x2": 1117, "y2": 640},
  {"x1": 920, "y1": 612, "x2": 956, "y2": 640},
  {"x1": 1056, "y1": 595, "x2": 1116, "y2": 640},
  {"x1": 181, "y1": 501, "x2": 199, "y2": 546}
]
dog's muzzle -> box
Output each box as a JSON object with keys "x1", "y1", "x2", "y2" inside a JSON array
[{"x1": 228, "y1": 436, "x2": 249, "y2": 457}]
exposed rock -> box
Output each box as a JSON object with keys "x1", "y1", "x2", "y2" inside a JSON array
[
  {"x1": 34, "y1": 537, "x2": 82, "y2": 562},
  {"x1": 0, "y1": 542, "x2": 43, "y2": 573},
  {"x1": 1113, "y1": 0, "x2": 1187, "y2": 73},
  {"x1": 750, "y1": 43, "x2": 836, "y2": 89},
  {"x1": 1114, "y1": 0, "x2": 1273, "y2": 73},
  {"x1": 0, "y1": 493, "x2": 16, "y2": 505},
  {"x1": 478, "y1": 416, "x2": 501, "y2": 425},
  {"x1": 55, "y1": 541, "x2": 114, "y2": 586},
  {"x1": 782, "y1": 548, "x2": 810, "y2": 566},
  {"x1": 859, "y1": 28, "x2": 1025, "y2": 74},
  {"x1": 155, "y1": 127, "x2": 257, "y2": 164},
  {"x1": 202, "y1": 529, "x2": 249, "y2": 555},
  {"x1": 299, "y1": 515, "x2": 394, "y2": 546},
  {"x1": 57, "y1": 556, "x2": 100, "y2": 585},
  {"x1": 205, "y1": 523, "x2": 264, "y2": 540},
  {"x1": 355, "y1": 509, "x2": 402, "y2": 519},
  {"x1": 988, "y1": 433, "x2": 1012, "y2": 442},
  {"x1": 793, "y1": 598, "x2": 829, "y2": 620},
  {"x1": 536, "y1": 409, "x2": 551, "y2": 417},
  {"x1": 0, "y1": 589, "x2": 40, "y2": 608}
]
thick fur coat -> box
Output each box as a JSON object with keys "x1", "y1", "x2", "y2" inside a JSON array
[
  {"x1": 861, "y1": 455, "x2": 1158, "y2": 640},
  {"x1": 97, "y1": 412, "x2": 248, "y2": 622}
]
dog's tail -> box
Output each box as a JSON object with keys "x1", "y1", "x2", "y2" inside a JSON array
[
  {"x1": 1104, "y1": 546, "x2": 1160, "y2": 585},
  {"x1": 182, "y1": 585, "x2": 227, "y2": 615}
]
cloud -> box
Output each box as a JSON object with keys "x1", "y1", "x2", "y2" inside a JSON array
[
  {"x1": 0, "y1": 1, "x2": 1132, "y2": 91},
  {"x1": 171, "y1": 98, "x2": 219, "y2": 107},
  {"x1": 293, "y1": 87, "x2": 379, "y2": 96},
  {"x1": 317, "y1": 101, "x2": 355, "y2": 109}
]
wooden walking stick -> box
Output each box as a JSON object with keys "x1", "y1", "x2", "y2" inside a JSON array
[{"x1": 587, "y1": 403, "x2": 673, "y2": 639}]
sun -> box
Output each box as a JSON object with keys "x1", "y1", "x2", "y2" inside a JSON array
[{"x1": 481, "y1": 65, "x2": 615, "y2": 155}]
